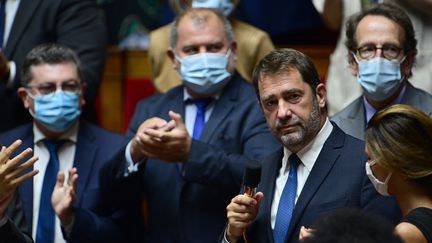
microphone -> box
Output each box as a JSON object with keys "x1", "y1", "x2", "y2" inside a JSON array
[
  {"x1": 241, "y1": 161, "x2": 262, "y2": 243},
  {"x1": 243, "y1": 160, "x2": 261, "y2": 197}
]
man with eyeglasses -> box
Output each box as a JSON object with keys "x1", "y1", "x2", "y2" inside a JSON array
[
  {"x1": 331, "y1": 3, "x2": 432, "y2": 140},
  {"x1": 0, "y1": 43, "x2": 127, "y2": 243}
]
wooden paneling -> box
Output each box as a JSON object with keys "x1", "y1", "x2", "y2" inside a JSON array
[{"x1": 98, "y1": 47, "x2": 125, "y2": 133}]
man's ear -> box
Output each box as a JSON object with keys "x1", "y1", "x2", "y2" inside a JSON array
[
  {"x1": 17, "y1": 87, "x2": 31, "y2": 109},
  {"x1": 80, "y1": 82, "x2": 87, "y2": 108},
  {"x1": 348, "y1": 52, "x2": 359, "y2": 76},
  {"x1": 167, "y1": 48, "x2": 179, "y2": 70},
  {"x1": 316, "y1": 83, "x2": 327, "y2": 109},
  {"x1": 230, "y1": 41, "x2": 237, "y2": 61},
  {"x1": 401, "y1": 49, "x2": 417, "y2": 78}
]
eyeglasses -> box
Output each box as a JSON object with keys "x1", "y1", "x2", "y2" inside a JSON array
[
  {"x1": 356, "y1": 44, "x2": 403, "y2": 60},
  {"x1": 26, "y1": 80, "x2": 81, "y2": 96}
]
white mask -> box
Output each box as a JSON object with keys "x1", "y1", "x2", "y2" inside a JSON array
[{"x1": 365, "y1": 160, "x2": 392, "y2": 196}]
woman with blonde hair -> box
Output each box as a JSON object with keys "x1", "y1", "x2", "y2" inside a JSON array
[{"x1": 365, "y1": 104, "x2": 432, "y2": 243}]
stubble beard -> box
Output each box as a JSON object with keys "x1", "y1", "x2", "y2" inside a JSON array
[{"x1": 277, "y1": 99, "x2": 321, "y2": 152}]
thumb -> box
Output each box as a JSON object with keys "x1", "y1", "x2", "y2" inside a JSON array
[
  {"x1": 168, "y1": 111, "x2": 185, "y2": 129},
  {"x1": 55, "y1": 171, "x2": 65, "y2": 188},
  {"x1": 255, "y1": 192, "x2": 264, "y2": 204}
]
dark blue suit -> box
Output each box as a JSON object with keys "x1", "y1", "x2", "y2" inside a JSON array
[
  {"x1": 101, "y1": 74, "x2": 280, "y2": 242},
  {"x1": 245, "y1": 123, "x2": 401, "y2": 243},
  {"x1": 1, "y1": 193, "x2": 33, "y2": 243},
  {"x1": 0, "y1": 122, "x2": 127, "y2": 243}
]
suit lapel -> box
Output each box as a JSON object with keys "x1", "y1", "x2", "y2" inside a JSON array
[
  {"x1": 200, "y1": 76, "x2": 239, "y2": 142},
  {"x1": 73, "y1": 123, "x2": 97, "y2": 205},
  {"x1": 261, "y1": 149, "x2": 283, "y2": 242},
  {"x1": 401, "y1": 82, "x2": 432, "y2": 115},
  {"x1": 286, "y1": 125, "x2": 345, "y2": 241},
  {"x1": 4, "y1": 0, "x2": 42, "y2": 56},
  {"x1": 346, "y1": 98, "x2": 366, "y2": 139}
]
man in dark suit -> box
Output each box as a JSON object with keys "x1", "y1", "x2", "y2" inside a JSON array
[
  {"x1": 0, "y1": 139, "x2": 38, "y2": 243},
  {"x1": 0, "y1": 43, "x2": 125, "y2": 243},
  {"x1": 331, "y1": 3, "x2": 432, "y2": 140},
  {"x1": 224, "y1": 48, "x2": 401, "y2": 243},
  {"x1": 101, "y1": 8, "x2": 279, "y2": 243},
  {"x1": 0, "y1": 0, "x2": 107, "y2": 132}
]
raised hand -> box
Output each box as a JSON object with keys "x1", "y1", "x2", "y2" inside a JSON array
[
  {"x1": 0, "y1": 139, "x2": 38, "y2": 218},
  {"x1": 51, "y1": 168, "x2": 78, "y2": 226},
  {"x1": 130, "y1": 117, "x2": 175, "y2": 162},
  {"x1": 0, "y1": 139, "x2": 39, "y2": 202},
  {"x1": 131, "y1": 111, "x2": 192, "y2": 162}
]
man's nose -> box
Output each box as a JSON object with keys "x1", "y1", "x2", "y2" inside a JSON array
[{"x1": 277, "y1": 100, "x2": 292, "y2": 119}]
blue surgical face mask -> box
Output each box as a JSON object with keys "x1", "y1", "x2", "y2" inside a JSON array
[
  {"x1": 28, "y1": 90, "x2": 81, "y2": 132},
  {"x1": 192, "y1": 0, "x2": 235, "y2": 16},
  {"x1": 354, "y1": 54, "x2": 405, "y2": 101},
  {"x1": 176, "y1": 49, "x2": 232, "y2": 95}
]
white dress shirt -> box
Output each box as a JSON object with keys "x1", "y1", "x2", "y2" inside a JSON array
[
  {"x1": 32, "y1": 122, "x2": 78, "y2": 243},
  {"x1": 270, "y1": 118, "x2": 333, "y2": 229}
]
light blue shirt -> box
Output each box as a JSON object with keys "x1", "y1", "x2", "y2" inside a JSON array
[{"x1": 363, "y1": 83, "x2": 407, "y2": 124}]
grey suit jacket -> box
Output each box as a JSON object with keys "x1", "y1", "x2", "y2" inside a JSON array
[{"x1": 331, "y1": 82, "x2": 432, "y2": 139}]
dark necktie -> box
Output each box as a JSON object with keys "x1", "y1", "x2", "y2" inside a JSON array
[
  {"x1": 0, "y1": 0, "x2": 6, "y2": 48},
  {"x1": 36, "y1": 139, "x2": 64, "y2": 243},
  {"x1": 273, "y1": 153, "x2": 300, "y2": 243},
  {"x1": 191, "y1": 98, "x2": 212, "y2": 139}
]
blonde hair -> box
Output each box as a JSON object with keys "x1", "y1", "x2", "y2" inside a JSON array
[{"x1": 365, "y1": 104, "x2": 432, "y2": 187}]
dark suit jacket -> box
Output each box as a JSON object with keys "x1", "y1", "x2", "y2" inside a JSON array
[
  {"x1": 101, "y1": 74, "x2": 280, "y2": 243},
  {"x1": 0, "y1": 122, "x2": 126, "y2": 243},
  {"x1": 1, "y1": 193, "x2": 33, "y2": 243},
  {"x1": 331, "y1": 82, "x2": 432, "y2": 140},
  {"x1": 245, "y1": 123, "x2": 401, "y2": 243},
  {"x1": 0, "y1": 0, "x2": 107, "y2": 131}
]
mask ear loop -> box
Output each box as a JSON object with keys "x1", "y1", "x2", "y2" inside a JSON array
[
  {"x1": 352, "y1": 51, "x2": 360, "y2": 64},
  {"x1": 25, "y1": 89, "x2": 36, "y2": 100},
  {"x1": 368, "y1": 160, "x2": 393, "y2": 185}
]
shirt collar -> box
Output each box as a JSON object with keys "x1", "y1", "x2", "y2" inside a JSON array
[
  {"x1": 363, "y1": 83, "x2": 407, "y2": 124},
  {"x1": 282, "y1": 118, "x2": 333, "y2": 172},
  {"x1": 183, "y1": 88, "x2": 220, "y2": 102},
  {"x1": 33, "y1": 121, "x2": 79, "y2": 144}
]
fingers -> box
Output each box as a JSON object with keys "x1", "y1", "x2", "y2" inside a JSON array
[
  {"x1": 254, "y1": 192, "x2": 264, "y2": 204},
  {"x1": 67, "y1": 168, "x2": 78, "y2": 190},
  {"x1": 0, "y1": 146, "x2": 6, "y2": 164},
  {"x1": 56, "y1": 171, "x2": 66, "y2": 188},
  {"x1": 227, "y1": 195, "x2": 258, "y2": 217},
  {"x1": 168, "y1": 111, "x2": 185, "y2": 129},
  {"x1": 226, "y1": 198, "x2": 257, "y2": 237},
  {"x1": 9, "y1": 168, "x2": 39, "y2": 188},
  {"x1": 0, "y1": 139, "x2": 22, "y2": 164},
  {"x1": 4, "y1": 139, "x2": 23, "y2": 159},
  {"x1": 299, "y1": 226, "x2": 314, "y2": 241},
  {"x1": 4, "y1": 148, "x2": 33, "y2": 173}
]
